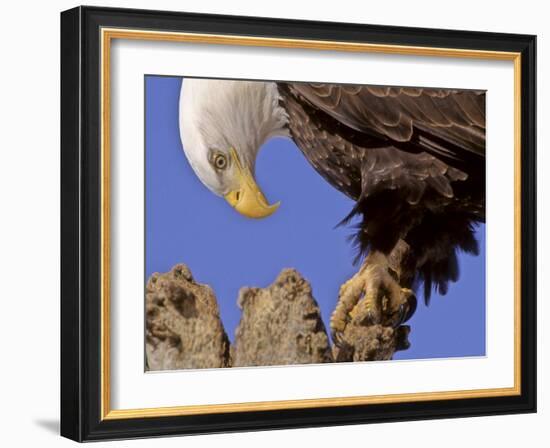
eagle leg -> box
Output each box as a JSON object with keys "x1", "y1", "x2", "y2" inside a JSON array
[{"x1": 330, "y1": 249, "x2": 416, "y2": 345}]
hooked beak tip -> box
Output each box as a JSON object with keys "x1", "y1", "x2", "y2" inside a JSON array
[{"x1": 224, "y1": 148, "x2": 280, "y2": 219}]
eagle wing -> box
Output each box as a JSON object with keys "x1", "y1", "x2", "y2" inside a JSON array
[
  {"x1": 282, "y1": 83, "x2": 485, "y2": 207},
  {"x1": 289, "y1": 83, "x2": 485, "y2": 166}
]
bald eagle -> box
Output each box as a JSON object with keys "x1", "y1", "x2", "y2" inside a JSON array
[{"x1": 179, "y1": 79, "x2": 485, "y2": 339}]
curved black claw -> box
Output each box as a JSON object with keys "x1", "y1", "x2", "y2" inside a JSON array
[
  {"x1": 390, "y1": 293, "x2": 418, "y2": 328},
  {"x1": 392, "y1": 304, "x2": 408, "y2": 329},
  {"x1": 402, "y1": 293, "x2": 417, "y2": 323}
]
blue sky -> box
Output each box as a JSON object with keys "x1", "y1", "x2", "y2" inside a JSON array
[{"x1": 145, "y1": 75, "x2": 486, "y2": 360}]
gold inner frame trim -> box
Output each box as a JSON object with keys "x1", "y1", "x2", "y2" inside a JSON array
[{"x1": 100, "y1": 27, "x2": 522, "y2": 421}]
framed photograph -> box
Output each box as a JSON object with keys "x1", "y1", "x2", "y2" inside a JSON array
[{"x1": 60, "y1": 6, "x2": 536, "y2": 441}]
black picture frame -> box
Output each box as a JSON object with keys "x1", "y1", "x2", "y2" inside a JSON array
[{"x1": 61, "y1": 5, "x2": 536, "y2": 442}]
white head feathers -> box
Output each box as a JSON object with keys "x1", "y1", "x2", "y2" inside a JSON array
[{"x1": 179, "y1": 79, "x2": 289, "y2": 196}]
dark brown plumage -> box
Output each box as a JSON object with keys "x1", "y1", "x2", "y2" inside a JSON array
[{"x1": 277, "y1": 82, "x2": 485, "y2": 303}]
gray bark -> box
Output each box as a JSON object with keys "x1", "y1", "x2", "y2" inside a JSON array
[
  {"x1": 232, "y1": 269, "x2": 333, "y2": 367},
  {"x1": 146, "y1": 264, "x2": 230, "y2": 370},
  {"x1": 146, "y1": 251, "x2": 412, "y2": 370}
]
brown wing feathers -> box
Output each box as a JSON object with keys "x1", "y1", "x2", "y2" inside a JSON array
[{"x1": 293, "y1": 84, "x2": 485, "y2": 154}]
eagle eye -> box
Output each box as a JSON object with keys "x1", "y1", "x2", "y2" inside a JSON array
[{"x1": 212, "y1": 152, "x2": 228, "y2": 170}]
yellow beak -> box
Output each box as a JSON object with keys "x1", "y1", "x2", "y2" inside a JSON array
[{"x1": 224, "y1": 148, "x2": 280, "y2": 219}]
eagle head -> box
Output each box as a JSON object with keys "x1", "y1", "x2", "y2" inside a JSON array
[{"x1": 179, "y1": 78, "x2": 288, "y2": 218}]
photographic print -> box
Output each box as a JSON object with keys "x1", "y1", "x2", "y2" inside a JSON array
[
  {"x1": 61, "y1": 8, "x2": 536, "y2": 440},
  {"x1": 145, "y1": 76, "x2": 486, "y2": 370}
]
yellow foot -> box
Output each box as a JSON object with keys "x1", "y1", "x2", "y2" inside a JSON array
[{"x1": 330, "y1": 251, "x2": 417, "y2": 345}]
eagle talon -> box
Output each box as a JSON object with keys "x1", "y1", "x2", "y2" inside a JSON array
[
  {"x1": 396, "y1": 289, "x2": 417, "y2": 323},
  {"x1": 392, "y1": 304, "x2": 408, "y2": 328},
  {"x1": 329, "y1": 314, "x2": 348, "y2": 347},
  {"x1": 386, "y1": 289, "x2": 417, "y2": 327},
  {"x1": 330, "y1": 251, "x2": 419, "y2": 338},
  {"x1": 332, "y1": 329, "x2": 347, "y2": 348},
  {"x1": 352, "y1": 301, "x2": 382, "y2": 326},
  {"x1": 349, "y1": 291, "x2": 382, "y2": 325},
  {"x1": 364, "y1": 309, "x2": 382, "y2": 326}
]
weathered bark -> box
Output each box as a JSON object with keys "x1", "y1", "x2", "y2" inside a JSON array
[
  {"x1": 232, "y1": 269, "x2": 333, "y2": 367},
  {"x1": 146, "y1": 264, "x2": 230, "y2": 370},
  {"x1": 145, "y1": 251, "x2": 414, "y2": 370},
  {"x1": 332, "y1": 324, "x2": 411, "y2": 362}
]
